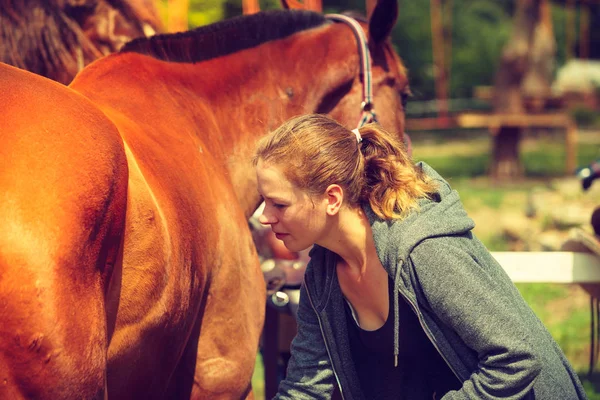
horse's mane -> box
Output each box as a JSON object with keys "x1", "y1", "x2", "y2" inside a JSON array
[{"x1": 120, "y1": 10, "x2": 328, "y2": 64}]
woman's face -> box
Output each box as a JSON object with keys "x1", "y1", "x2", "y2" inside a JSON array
[{"x1": 255, "y1": 160, "x2": 329, "y2": 252}]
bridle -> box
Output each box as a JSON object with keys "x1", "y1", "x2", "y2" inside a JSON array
[
  {"x1": 326, "y1": 13, "x2": 412, "y2": 154},
  {"x1": 325, "y1": 13, "x2": 378, "y2": 129}
]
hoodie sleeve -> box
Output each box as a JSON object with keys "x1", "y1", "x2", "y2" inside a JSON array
[
  {"x1": 274, "y1": 283, "x2": 337, "y2": 400},
  {"x1": 410, "y1": 238, "x2": 542, "y2": 400}
]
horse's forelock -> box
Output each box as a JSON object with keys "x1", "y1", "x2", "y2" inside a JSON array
[{"x1": 119, "y1": 10, "x2": 328, "y2": 64}]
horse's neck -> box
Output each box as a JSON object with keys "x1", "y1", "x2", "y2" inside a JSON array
[{"x1": 71, "y1": 24, "x2": 359, "y2": 217}]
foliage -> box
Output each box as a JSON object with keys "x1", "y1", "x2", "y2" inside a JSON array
[
  {"x1": 571, "y1": 106, "x2": 600, "y2": 127},
  {"x1": 188, "y1": 0, "x2": 281, "y2": 27},
  {"x1": 186, "y1": 0, "x2": 600, "y2": 101},
  {"x1": 449, "y1": 0, "x2": 512, "y2": 99},
  {"x1": 188, "y1": 0, "x2": 227, "y2": 26}
]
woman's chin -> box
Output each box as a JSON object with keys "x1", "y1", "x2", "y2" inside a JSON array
[{"x1": 284, "y1": 241, "x2": 312, "y2": 253}]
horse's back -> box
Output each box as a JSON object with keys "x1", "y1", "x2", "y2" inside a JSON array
[{"x1": 0, "y1": 62, "x2": 128, "y2": 399}]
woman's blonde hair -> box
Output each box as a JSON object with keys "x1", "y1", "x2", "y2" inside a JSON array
[{"x1": 253, "y1": 114, "x2": 437, "y2": 220}]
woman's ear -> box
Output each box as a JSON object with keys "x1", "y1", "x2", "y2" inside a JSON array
[{"x1": 325, "y1": 184, "x2": 344, "y2": 216}]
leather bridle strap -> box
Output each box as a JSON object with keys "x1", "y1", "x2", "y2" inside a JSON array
[{"x1": 325, "y1": 13, "x2": 377, "y2": 129}]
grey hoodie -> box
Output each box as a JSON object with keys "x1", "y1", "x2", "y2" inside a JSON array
[{"x1": 275, "y1": 162, "x2": 586, "y2": 400}]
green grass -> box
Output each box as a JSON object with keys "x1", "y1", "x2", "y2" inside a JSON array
[
  {"x1": 514, "y1": 282, "x2": 598, "y2": 397},
  {"x1": 515, "y1": 283, "x2": 568, "y2": 308},
  {"x1": 525, "y1": 142, "x2": 600, "y2": 177},
  {"x1": 446, "y1": 178, "x2": 509, "y2": 209},
  {"x1": 480, "y1": 233, "x2": 511, "y2": 251},
  {"x1": 413, "y1": 137, "x2": 600, "y2": 179},
  {"x1": 253, "y1": 353, "x2": 265, "y2": 398},
  {"x1": 416, "y1": 153, "x2": 490, "y2": 178}
]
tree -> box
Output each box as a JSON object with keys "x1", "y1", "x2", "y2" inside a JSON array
[{"x1": 490, "y1": 0, "x2": 556, "y2": 179}]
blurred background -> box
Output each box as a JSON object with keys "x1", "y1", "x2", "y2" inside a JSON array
[{"x1": 2, "y1": 0, "x2": 599, "y2": 397}]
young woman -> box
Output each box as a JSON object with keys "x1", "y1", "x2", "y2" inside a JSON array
[{"x1": 253, "y1": 114, "x2": 586, "y2": 399}]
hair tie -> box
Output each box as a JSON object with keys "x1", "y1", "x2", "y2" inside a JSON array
[{"x1": 352, "y1": 128, "x2": 362, "y2": 143}]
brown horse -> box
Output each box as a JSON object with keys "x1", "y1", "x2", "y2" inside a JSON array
[
  {"x1": 0, "y1": 0, "x2": 162, "y2": 85},
  {"x1": 0, "y1": 2, "x2": 409, "y2": 398}
]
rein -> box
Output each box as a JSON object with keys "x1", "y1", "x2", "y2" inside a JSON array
[{"x1": 325, "y1": 13, "x2": 377, "y2": 129}]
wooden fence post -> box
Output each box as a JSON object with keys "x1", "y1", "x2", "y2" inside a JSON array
[{"x1": 243, "y1": 0, "x2": 261, "y2": 15}]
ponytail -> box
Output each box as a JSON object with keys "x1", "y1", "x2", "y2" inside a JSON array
[{"x1": 357, "y1": 123, "x2": 437, "y2": 220}]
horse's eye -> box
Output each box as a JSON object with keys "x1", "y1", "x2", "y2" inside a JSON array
[{"x1": 401, "y1": 92, "x2": 409, "y2": 109}]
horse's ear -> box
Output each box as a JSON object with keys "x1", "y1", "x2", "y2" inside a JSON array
[{"x1": 368, "y1": 0, "x2": 398, "y2": 44}]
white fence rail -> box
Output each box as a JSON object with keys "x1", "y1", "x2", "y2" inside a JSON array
[{"x1": 492, "y1": 252, "x2": 600, "y2": 283}]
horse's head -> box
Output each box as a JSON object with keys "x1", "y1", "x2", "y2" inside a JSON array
[{"x1": 313, "y1": 0, "x2": 410, "y2": 138}]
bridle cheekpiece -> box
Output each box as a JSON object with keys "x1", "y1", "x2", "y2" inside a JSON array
[{"x1": 325, "y1": 13, "x2": 378, "y2": 129}]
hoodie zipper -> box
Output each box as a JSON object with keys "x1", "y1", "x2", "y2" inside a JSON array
[
  {"x1": 303, "y1": 277, "x2": 346, "y2": 400},
  {"x1": 395, "y1": 264, "x2": 462, "y2": 382}
]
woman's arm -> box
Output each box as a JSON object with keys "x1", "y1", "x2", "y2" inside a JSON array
[
  {"x1": 411, "y1": 238, "x2": 542, "y2": 399},
  {"x1": 274, "y1": 283, "x2": 337, "y2": 400}
]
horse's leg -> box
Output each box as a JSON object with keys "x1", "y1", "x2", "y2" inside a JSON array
[
  {"x1": 167, "y1": 218, "x2": 265, "y2": 399},
  {"x1": 189, "y1": 241, "x2": 265, "y2": 400},
  {"x1": 0, "y1": 68, "x2": 128, "y2": 398},
  {"x1": 0, "y1": 153, "x2": 127, "y2": 399}
]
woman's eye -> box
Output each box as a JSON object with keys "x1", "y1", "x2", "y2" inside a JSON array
[{"x1": 274, "y1": 203, "x2": 287, "y2": 209}]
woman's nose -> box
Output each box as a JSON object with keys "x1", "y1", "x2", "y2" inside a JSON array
[{"x1": 258, "y1": 211, "x2": 274, "y2": 225}]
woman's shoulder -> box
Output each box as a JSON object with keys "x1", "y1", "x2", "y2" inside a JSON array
[{"x1": 409, "y1": 234, "x2": 505, "y2": 286}]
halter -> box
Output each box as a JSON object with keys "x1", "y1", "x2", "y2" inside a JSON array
[
  {"x1": 325, "y1": 14, "x2": 377, "y2": 129},
  {"x1": 325, "y1": 14, "x2": 413, "y2": 156}
]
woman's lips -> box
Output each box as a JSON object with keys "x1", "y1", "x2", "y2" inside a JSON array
[{"x1": 275, "y1": 233, "x2": 289, "y2": 240}]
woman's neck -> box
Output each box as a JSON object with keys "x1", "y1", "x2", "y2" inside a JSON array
[{"x1": 319, "y1": 207, "x2": 379, "y2": 279}]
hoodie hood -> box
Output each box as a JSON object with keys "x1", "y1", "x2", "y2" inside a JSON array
[
  {"x1": 363, "y1": 161, "x2": 475, "y2": 275},
  {"x1": 362, "y1": 161, "x2": 475, "y2": 368}
]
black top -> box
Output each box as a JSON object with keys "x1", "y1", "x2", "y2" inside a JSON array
[{"x1": 344, "y1": 278, "x2": 460, "y2": 399}]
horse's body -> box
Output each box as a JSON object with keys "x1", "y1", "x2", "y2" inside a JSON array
[{"x1": 0, "y1": 4, "x2": 408, "y2": 398}]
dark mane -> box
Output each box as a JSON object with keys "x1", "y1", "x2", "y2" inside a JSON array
[{"x1": 120, "y1": 10, "x2": 328, "y2": 63}]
